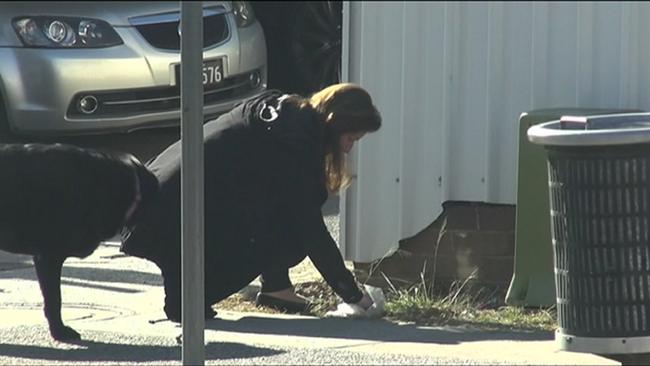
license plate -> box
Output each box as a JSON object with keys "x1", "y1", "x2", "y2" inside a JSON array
[{"x1": 175, "y1": 58, "x2": 224, "y2": 87}]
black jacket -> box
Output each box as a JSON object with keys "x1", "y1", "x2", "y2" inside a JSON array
[{"x1": 123, "y1": 90, "x2": 363, "y2": 303}]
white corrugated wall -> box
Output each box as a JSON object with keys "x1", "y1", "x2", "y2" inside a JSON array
[{"x1": 340, "y1": 1, "x2": 650, "y2": 262}]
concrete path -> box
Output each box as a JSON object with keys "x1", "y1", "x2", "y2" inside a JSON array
[{"x1": 0, "y1": 244, "x2": 618, "y2": 365}]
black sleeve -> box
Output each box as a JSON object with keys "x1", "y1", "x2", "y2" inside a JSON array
[{"x1": 299, "y1": 204, "x2": 363, "y2": 304}]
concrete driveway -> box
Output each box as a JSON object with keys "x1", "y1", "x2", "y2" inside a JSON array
[{"x1": 0, "y1": 244, "x2": 618, "y2": 365}]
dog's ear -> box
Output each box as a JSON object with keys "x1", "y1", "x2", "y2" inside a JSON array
[{"x1": 136, "y1": 160, "x2": 159, "y2": 204}]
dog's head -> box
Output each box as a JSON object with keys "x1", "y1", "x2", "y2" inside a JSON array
[{"x1": 123, "y1": 154, "x2": 159, "y2": 230}]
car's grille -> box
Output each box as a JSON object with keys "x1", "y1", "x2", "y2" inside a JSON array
[
  {"x1": 132, "y1": 9, "x2": 230, "y2": 50},
  {"x1": 66, "y1": 71, "x2": 260, "y2": 119}
]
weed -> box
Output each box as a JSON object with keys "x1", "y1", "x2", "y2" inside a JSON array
[{"x1": 378, "y1": 268, "x2": 557, "y2": 331}]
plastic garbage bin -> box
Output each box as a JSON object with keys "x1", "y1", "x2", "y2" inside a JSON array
[{"x1": 528, "y1": 112, "x2": 650, "y2": 357}]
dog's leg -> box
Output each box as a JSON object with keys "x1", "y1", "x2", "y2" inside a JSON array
[
  {"x1": 162, "y1": 269, "x2": 181, "y2": 323},
  {"x1": 33, "y1": 254, "x2": 81, "y2": 340}
]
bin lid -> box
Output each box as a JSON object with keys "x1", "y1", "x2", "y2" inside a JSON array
[{"x1": 527, "y1": 112, "x2": 650, "y2": 146}]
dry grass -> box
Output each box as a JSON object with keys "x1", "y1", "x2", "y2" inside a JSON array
[
  {"x1": 214, "y1": 259, "x2": 557, "y2": 332},
  {"x1": 217, "y1": 293, "x2": 277, "y2": 314},
  {"x1": 216, "y1": 280, "x2": 339, "y2": 316},
  {"x1": 215, "y1": 258, "x2": 341, "y2": 316}
]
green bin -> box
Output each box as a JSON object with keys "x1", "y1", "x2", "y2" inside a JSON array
[{"x1": 505, "y1": 108, "x2": 641, "y2": 307}]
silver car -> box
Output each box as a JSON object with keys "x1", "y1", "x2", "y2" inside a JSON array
[{"x1": 0, "y1": 1, "x2": 266, "y2": 137}]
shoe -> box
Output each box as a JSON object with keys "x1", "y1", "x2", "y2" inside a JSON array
[{"x1": 255, "y1": 292, "x2": 312, "y2": 313}]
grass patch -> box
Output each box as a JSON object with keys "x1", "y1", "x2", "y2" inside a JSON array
[
  {"x1": 224, "y1": 277, "x2": 557, "y2": 332},
  {"x1": 379, "y1": 271, "x2": 557, "y2": 331},
  {"x1": 382, "y1": 284, "x2": 556, "y2": 331},
  {"x1": 216, "y1": 249, "x2": 555, "y2": 330},
  {"x1": 462, "y1": 306, "x2": 557, "y2": 331}
]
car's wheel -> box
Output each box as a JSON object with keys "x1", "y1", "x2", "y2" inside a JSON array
[{"x1": 289, "y1": 1, "x2": 342, "y2": 94}]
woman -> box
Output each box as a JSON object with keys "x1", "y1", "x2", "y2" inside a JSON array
[{"x1": 121, "y1": 83, "x2": 382, "y2": 321}]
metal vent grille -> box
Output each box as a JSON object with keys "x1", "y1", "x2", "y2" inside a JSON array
[
  {"x1": 549, "y1": 148, "x2": 650, "y2": 337},
  {"x1": 131, "y1": 8, "x2": 230, "y2": 50}
]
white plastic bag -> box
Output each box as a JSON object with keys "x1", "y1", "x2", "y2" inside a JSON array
[{"x1": 325, "y1": 284, "x2": 386, "y2": 319}]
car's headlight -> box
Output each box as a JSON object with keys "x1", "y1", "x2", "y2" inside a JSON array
[
  {"x1": 232, "y1": 1, "x2": 255, "y2": 28},
  {"x1": 12, "y1": 16, "x2": 123, "y2": 48}
]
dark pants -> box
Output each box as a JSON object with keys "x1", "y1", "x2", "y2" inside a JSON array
[
  {"x1": 160, "y1": 243, "x2": 264, "y2": 321},
  {"x1": 160, "y1": 244, "x2": 304, "y2": 321}
]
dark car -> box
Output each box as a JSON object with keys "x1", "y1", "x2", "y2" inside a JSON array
[{"x1": 252, "y1": 1, "x2": 342, "y2": 95}]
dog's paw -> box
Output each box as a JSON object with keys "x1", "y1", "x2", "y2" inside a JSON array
[
  {"x1": 164, "y1": 308, "x2": 181, "y2": 323},
  {"x1": 50, "y1": 325, "x2": 81, "y2": 341}
]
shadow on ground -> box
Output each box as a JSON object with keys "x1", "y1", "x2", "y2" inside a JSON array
[
  {"x1": 0, "y1": 331, "x2": 283, "y2": 362},
  {"x1": 0, "y1": 265, "x2": 162, "y2": 288},
  {"x1": 206, "y1": 315, "x2": 553, "y2": 345}
]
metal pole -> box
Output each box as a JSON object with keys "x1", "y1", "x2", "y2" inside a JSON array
[
  {"x1": 180, "y1": 1, "x2": 204, "y2": 365},
  {"x1": 339, "y1": 0, "x2": 351, "y2": 259}
]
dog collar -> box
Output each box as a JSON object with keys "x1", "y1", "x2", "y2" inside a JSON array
[{"x1": 124, "y1": 170, "x2": 141, "y2": 224}]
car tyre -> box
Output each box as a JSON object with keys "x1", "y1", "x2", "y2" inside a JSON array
[
  {"x1": 288, "y1": 1, "x2": 342, "y2": 94},
  {"x1": 0, "y1": 97, "x2": 19, "y2": 143}
]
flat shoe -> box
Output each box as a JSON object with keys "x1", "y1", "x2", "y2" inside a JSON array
[{"x1": 255, "y1": 293, "x2": 312, "y2": 313}]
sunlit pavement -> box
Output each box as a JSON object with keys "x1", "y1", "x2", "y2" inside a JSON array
[{"x1": 0, "y1": 244, "x2": 618, "y2": 365}]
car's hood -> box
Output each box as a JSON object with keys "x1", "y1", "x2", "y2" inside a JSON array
[{"x1": 0, "y1": 1, "x2": 232, "y2": 26}]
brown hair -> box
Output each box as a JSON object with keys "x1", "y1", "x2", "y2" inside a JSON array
[{"x1": 309, "y1": 83, "x2": 382, "y2": 192}]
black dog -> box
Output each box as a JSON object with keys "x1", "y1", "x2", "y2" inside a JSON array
[{"x1": 0, "y1": 143, "x2": 158, "y2": 340}]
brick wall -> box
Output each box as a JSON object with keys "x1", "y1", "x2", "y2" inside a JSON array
[{"x1": 354, "y1": 201, "x2": 516, "y2": 294}]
